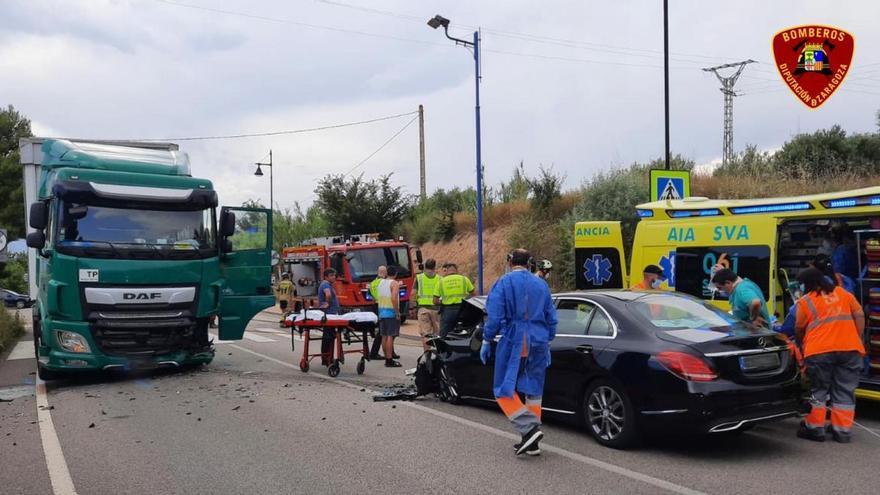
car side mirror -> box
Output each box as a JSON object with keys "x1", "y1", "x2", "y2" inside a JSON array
[
  {"x1": 29, "y1": 202, "x2": 48, "y2": 230},
  {"x1": 219, "y1": 210, "x2": 235, "y2": 237},
  {"x1": 26, "y1": 231, "x2": 46, "y2": 250}
]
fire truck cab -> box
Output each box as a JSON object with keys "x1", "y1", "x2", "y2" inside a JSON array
[{"x1": 281, "y1": 234, "x2": 421, "y2": 322}]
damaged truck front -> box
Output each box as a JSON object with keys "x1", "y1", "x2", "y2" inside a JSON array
[{"x1": 21, "y1": 138, "x2": 274, "y2": 379}]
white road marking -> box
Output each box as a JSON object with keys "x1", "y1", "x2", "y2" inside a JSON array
[
  {"x1": 208, "y1": 334, "x2": 235, "y2": 345},
  {"x1": 226, "y1": 342, "x2": 705, "y2": 495},
  {"x1": 243, "y1": 333, "x2": 276, "y2": 343},
  {"x1": 7, "y1": 340, "x2": 34, "y2": 360},
  {"x1": 36, "y1": 376, "x2": 78, "y2": 495},
  {"x1": 854, "y1": 421, "x2": 880, "y2": 441}
]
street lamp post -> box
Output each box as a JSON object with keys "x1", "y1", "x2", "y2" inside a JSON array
[
  {"x1": 427, "y1": 15, "x2": 485, "y2": 295},
  {"x1": 254, "y1": 150, "x2": 273, "y2": 211}
]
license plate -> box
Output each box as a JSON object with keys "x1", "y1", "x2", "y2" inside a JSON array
[{"x1": 739, "y1": 352, "x2": 780, "y2": 372}]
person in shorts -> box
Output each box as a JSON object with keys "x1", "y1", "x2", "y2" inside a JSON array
[{"x1": 376, "y1": 266, "x2": 402, "y2": 367}]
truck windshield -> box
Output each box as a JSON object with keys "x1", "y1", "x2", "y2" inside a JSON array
[
  {"x1": 56, "y1": 202, "x2": 216, "y2": 258},
  {"x1": 347, "y1": 247, "x2": 411, "y2": 282}
]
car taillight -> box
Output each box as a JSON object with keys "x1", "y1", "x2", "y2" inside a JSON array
[{"x1": 655, "y1": 351, "x2": 718, "y2": 382}]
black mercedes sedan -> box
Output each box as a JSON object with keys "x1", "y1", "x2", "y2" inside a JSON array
[{"x1": 433, "y1": 290, "x2": 802, "y2": 449}]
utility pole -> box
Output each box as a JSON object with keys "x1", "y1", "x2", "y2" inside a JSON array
[
  {"x1": 663, "y1": 0, "x2": 670, "y2": 170},
  {"x1": 418, "y1": 104, "x2": 426, "y2": 201},
  {"x1": 702, "y1": 60, "x2": 755, "y2": 166}
]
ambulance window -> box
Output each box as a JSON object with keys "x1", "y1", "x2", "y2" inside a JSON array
[
  {"x1": 555, "y1": 299, "x2": 595, "y2": 335},
  {"x1": 674, "y1": 246, "x2": 771, "y2": 301}
]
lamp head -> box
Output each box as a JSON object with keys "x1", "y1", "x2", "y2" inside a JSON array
[
  {"x1": 427, "y1": 15, "x2": 449, "y2": 29},
  {"x1": 254, "y1": 164, "x2": 264, "y2": 176}
]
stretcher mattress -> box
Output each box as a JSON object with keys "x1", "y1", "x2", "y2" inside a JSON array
[{"x1": 287, "y1": 310, "x2": 378, "y2": 324}]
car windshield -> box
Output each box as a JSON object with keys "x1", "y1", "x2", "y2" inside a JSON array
[
  {"x1": 628, "y1": 294, "x2": 738, "y2": 330},
  {"x1": 347, "y1": 246, "x2": 411, "y2": 281},
  {"x1": 56, "y1": 202, "x2": 215, "y2": 251}
]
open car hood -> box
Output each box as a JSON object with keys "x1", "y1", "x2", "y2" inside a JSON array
[{"x1": 457, "y1": 296, "x2": 487, "y2": 327}]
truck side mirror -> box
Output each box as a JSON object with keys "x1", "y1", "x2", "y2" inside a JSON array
[
  {"x1": 219, "y1": 210, "x2": 236, "y2": 237},
  {"x1": 26, "y1": 231, "x2": 46, "y2": 250},
  {"x1": 415, "y1": 249, "x2": 423, "y2": 264},
  {"x1": 29, "y1": 202, "x2": 48, "y2": 230}
]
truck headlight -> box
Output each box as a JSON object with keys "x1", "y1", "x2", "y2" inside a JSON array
[{"x1": 56, "y1": 331, "x2": 91, "y2": 354}]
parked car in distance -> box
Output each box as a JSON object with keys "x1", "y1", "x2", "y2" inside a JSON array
[
  {"x1": 0, "y1": 288, "x2": 33, "y2": 309},
  {"x1": 433, "y1": 290, "x2": 803, "y2": 449}
]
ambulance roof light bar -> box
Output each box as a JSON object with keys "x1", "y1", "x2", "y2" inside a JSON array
[
  {"x1": 728, "y1": 202, "x2": 812, "y2": 215},
  {"x1": 822, "y1": 195, "x2": 880, "y2": 209}
]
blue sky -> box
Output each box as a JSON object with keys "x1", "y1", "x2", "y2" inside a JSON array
[{"x1": 2, "y1": 0, "x2": 878, "y2": 214}]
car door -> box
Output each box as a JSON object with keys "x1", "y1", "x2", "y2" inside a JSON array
[
  {"x1": 217, "y1": 206, "x2": 276, "y2": 340},
  {"x1": 544, "y1": 297, "x2": 615, "y2": 413}
]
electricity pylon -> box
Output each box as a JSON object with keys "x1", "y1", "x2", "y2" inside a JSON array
[{"x1": 703, "y1": 60, "x2": 755, "y2": 166}]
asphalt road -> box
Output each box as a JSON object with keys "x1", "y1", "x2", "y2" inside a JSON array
[{"x1": 2, "y1": 308, "x2": 879, "y2": 495}]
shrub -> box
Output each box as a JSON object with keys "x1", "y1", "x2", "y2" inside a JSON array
[
  {"x1": 527, "y1": 165, "x2": 566, "y2": 211},
  {"x1": 0, "y1": 308, "x2": 25, "y2": 353}
]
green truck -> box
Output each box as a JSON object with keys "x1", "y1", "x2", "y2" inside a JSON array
[{"x1": 20, "y1": 138, "x2": 274, "y2": 379}]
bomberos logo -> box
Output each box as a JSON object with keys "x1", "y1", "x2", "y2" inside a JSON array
[{"x1": 772, "y1": 25, "x2": 854, "y2": 109}]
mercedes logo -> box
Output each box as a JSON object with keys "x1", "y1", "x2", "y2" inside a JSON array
[{"x1": 756, "y1": 337, "x2": 767, "y2": 348}]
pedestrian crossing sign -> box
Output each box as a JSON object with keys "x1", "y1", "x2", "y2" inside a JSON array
[{"x1": 650, "y1": 169, "x2": 690, "y2": 202}]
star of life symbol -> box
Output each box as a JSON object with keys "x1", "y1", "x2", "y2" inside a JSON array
[
  {"x1": 659, "y1": 251, "x2": 676, "y2": 287},
  {"x1": 583, "y1": 254, "x2": 613, "y2": 286}
]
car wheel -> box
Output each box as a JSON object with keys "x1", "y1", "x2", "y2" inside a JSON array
[
  {"x1": 583, "y1": 379, "x2": 639, "y2": 449},
  {"x1": 15, "y1": 300, "x2": 25, "y2": 309}
]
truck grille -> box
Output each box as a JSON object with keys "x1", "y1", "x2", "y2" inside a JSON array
[
  {"x1": 91, "y1": 315, "x2": 196, "y2": 357},
  {"x1": 80, "y1": 284, "x2": 202, "y2": 357}
]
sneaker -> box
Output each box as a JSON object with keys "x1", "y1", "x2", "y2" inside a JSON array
[
  {"x1": 512, "y1": 441, "x2": 541, "y2": 456},
  {"x1": 515, "y1": 426, "x2": 543, "y2": 456},
  {"x1": 385, "y1": 360, "x2": 403, "y2": 368},
  {"x1": 796, "y1": 421, "x2": 826, "y2": 442}
]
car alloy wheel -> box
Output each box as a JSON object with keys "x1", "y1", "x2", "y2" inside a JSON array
[
  {"x1": 588, "y1": 385, "x2": 626, "y2": 441},
  {"x1": 15, "y1": 300, "x2": 25, "y2": 309}
]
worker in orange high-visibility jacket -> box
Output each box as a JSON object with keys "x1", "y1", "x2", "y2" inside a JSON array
[{"x1": 794, "y1": 267, "x2": 866, "y2": 443}]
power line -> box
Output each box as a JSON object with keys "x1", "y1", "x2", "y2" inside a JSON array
[
  {"x1": 344, "y1": 115, "x2": 419, "y2": 176},
  {"x1": 135, "y1": 111, "x2": 418, "y2": 141},
  {"x1": 153, "y1": 0, "x2": 445, "y2": 47}
]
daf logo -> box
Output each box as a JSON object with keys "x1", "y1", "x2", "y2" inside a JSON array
[
  {"x1": 123, "y1": 292, "x2": 163, "y2": 300},
  {"x1": 756, "y1": 337, "x2": 767, "y2": 348}
]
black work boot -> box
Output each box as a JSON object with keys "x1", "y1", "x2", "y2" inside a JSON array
[{"x1": 796, "y1": 421, "x2": 826, "y2": 442}]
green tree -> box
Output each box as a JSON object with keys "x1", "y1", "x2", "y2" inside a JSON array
[
  {"x1": 314, "y1": 173, "x2": 413, "y2": 237},
  {"x1": 498, "y1": 162, "x2": 530, "y2": 203},
  {"x1": 0, "y1": 252, "x2": 28, "y2": 294},
  {"x1": 0, "y1": 105, "x2": 33, "y2": 239},
  {"x1": 527, "y1": 165, "x2": 566, "y2": 211}
]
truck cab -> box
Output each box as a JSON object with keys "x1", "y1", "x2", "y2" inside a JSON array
[
  {"x1": 21, "y1": 138, "x2": 274, "y2": 379},
  {"x1": 282, "y1": 234, "x2": 419, "y2": 320}
]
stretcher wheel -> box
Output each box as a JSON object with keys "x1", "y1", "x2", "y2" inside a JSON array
[
  {"x1": 328, "y1": 361, "x2": 341, "y2": 377},
  {"x1": 300, "y1": 360, "x2": 309, "y2": 373},
  {"x1": 356, "y1": 358, "x2": 366, "y2": 375}
]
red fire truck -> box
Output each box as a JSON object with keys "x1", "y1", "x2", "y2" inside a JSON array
[{"x1": 281, "y1": 234, "x2": 422, "y2": 322}]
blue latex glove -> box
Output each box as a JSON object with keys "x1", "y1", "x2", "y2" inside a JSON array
[{"x1": 479, "y1": 341, "x2": 492, "y2": 365}]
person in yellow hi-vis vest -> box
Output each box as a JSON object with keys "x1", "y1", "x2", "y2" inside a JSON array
[
  {"x1": 414, "y1": 259, "x2": 441, "y2": 350},
  {"x1": 368, "y1": 266, "x2": 388, "y2": 360},
  {"x1": 433, "y1": 263, "x2": 475, "y2": 338},
  {"x1": 276, "y1": 273, "x2": 295, "y2": 324}
]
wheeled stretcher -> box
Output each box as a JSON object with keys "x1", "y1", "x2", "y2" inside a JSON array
[{"x1": 285, "y1": 310, "x2": 378, "y2": 377}]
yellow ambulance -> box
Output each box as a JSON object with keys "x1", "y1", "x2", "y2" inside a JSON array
[{"x1": 574, "y1": 186, "x2": 880, "y2": 400}]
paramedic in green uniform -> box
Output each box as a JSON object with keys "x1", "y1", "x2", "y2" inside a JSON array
[{"x1": 711, "y1": 267, "x2": 771, "y2": 328}]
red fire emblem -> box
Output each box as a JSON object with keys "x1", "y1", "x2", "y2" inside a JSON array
[{"x1": 772, "y1": 25, "x2": 854, "y2": 109}]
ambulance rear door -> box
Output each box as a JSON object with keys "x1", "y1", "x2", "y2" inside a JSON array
[{"x1": 574, "y1": 221, "x2": 628, "y2": 290}]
